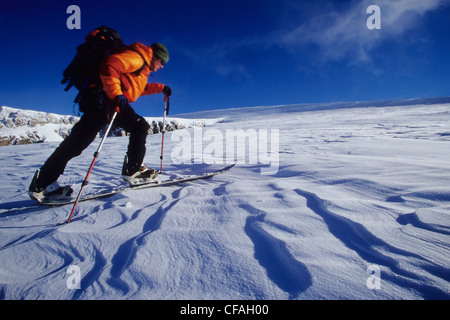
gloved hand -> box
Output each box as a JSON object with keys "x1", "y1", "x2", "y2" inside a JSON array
[
  {"x1": 114, "y1": 94, "x2": 129, "y2": 112},
  {"x1": 162, "y1": 86, "x2": 172, "y2": 97}
]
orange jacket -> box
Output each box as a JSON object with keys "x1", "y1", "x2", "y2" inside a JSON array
[{"x1": 99, "y1": 42, "x2": 164, "y2": 103}]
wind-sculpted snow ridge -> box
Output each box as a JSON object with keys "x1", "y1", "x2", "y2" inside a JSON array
[
  {"x1": 241, "y1": 203, "x2": 313, "y2": 299},
  {"x1": 0, "y1": 98, "x2": 449, "y2": 300},
  {"x1": 294, "y1": 188, "x2": 449, "y2": 299}
]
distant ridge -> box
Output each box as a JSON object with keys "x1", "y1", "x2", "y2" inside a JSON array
[
  {"x1": 0, "y1": 106, "x2": 223, "y2": 146},
  {"x1": 2, "y1": 96, "x2": 449, "y2": 146},
  {"x1": 176, "y1": 96, "x2": 450, "y2": 119}
]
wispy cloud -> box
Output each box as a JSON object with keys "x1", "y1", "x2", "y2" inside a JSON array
[
  {"x1": 275, "y1": 0, "x2": 448, "y2": 64},
  {"x1": 181, "y1": 0, "x2": 448, "y2": 78}
]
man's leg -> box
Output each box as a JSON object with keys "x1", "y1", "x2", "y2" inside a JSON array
[
  {"x1": 32, "y1": 111, "x2": 107, "y2": 191},
  {"x1": 115, "y1": 105, "x2": 151, "y2": 175}
]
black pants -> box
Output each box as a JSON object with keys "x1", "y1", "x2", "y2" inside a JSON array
[{"x1": 36, "y1": 92, "x2": 150, "y2": 189}]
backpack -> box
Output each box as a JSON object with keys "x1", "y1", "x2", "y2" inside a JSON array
[
  {"x1": 61, "y1": 26, "x2": 126, "y2": 103},
  {"x1": 62, "y1": 26, "x2": 149, "y2": 113}
]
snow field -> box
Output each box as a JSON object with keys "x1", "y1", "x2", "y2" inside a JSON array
[{"x1": 0, "y1": 100, "x2": 449, "y2": 300}]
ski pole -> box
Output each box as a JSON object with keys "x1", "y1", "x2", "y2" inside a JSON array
[
  {"x1": 65, "y1": 108, "x2": 119, "y2": 224},
  {"x1": 160, "y1": 93, "x2": 169, "y2": 172}
]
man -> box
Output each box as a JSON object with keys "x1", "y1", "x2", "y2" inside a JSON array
[{"x1": 29, "y1": 42, "x2": 171, "y2": 201}]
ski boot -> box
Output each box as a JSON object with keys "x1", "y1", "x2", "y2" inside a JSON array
[
  {"x1": 122, "y1": 156, "x2": 159, "y2": 186},
  {"x1": 28, "y1": 170, "x2": 73, "y2": 202}
]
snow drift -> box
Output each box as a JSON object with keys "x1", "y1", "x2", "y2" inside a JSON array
[{"x1": 0, "y1": 98, "x2": 449, "y2": 300}]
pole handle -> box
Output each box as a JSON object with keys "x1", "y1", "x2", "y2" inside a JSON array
[
  {"x1": 160, "y1": 94, "x2": 169, "y2": 172},
  {"x1": 164, "y1": 93, "x2": 170, "y2": 115}
]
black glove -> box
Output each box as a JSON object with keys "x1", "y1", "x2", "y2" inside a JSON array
[
  {"x1": 162, "y1": 86, "x2": 172, "y2": 97},
  {"x1": 114, "y1": 94, "x2": 129, "y2": 112}
]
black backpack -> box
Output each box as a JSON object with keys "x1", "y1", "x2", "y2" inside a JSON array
[{"x1": 61, "y1": 26, "x2": 126, "y2": 103}]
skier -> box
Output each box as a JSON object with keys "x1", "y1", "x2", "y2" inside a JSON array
[{"x1": 29, "y1": 42, "x2": 171, "y2": 201}]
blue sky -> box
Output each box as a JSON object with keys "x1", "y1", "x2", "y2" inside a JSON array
[{"x1": 1, "y1": 0, "x2": 450, "y2": 117}]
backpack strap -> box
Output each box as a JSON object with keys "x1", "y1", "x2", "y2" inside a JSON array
[{"x1": 128, "y1": 48, "x2": 149, "y2": 76}]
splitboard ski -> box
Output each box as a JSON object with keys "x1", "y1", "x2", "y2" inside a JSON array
[{"x1": 39, "y1": 164, "x2": 235, "y2": 207}]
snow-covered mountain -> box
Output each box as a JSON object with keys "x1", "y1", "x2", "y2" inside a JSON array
[
  {"x1": 0, "y1": 106, "x2": 79, "y2": 146},
  {"x1": 0, "y1": 106, "x2": 223, "y2": 146},
  {"x1": 0, "y1": 97, "x2": 449, "y2": 302}
]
